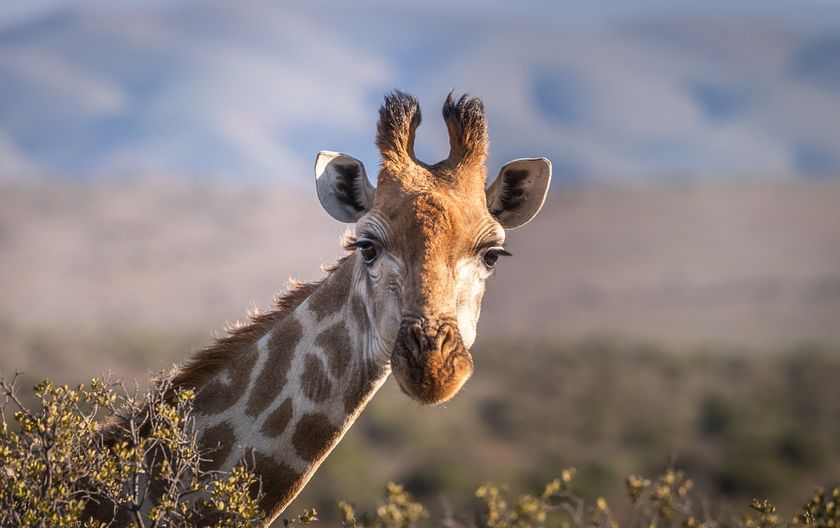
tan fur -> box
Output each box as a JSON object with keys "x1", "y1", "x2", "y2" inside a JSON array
[
  {"x1": 305, "y1": 257, "x2": 355, "y2": 321},
  {"x1": 366, "y1": 186, "x2": 493, "y2": 403},
  {"x1": 361, "y1": 93, "x2": 504, "y2": 404}
]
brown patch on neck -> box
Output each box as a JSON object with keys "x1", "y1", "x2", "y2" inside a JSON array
[
  {"x1": 167, "y1": 285, "x2": 314, "y2": 398},
  {"x1": 306, "y1": 257, "x2": 355, "y2": 321},
  {"x1": 343, "y1": 359, "x2": 386, "y2": 415},
  {"x1": 192, "y1": 346, "x2": 258, "y2": 415},
  {"x1": 247, "y1": 452, "x2": 302, "y2": 521},
  {"x1": 261, "y1": 398, "x2": 293, "y2": 438},
  {"x1": 291, "y1": 413, "x2": 341, "y2": 463},
  {"x1": 315, "y1": 321, "x2": 352, "y2": 379},
  {"x1": 198, "y1": 421, "x2": 236, "y2": 471},
  {"x1": 300, "y1": 354, "x2": 332, "y2": 403},
  {"x1": 245, "y1": 317, "x2": 303, "y2": 417},
  {"x1": 350, "y1": 293, "x2": 368, "y2": 325}
]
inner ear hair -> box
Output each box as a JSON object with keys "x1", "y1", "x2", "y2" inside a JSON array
[
  {"x1": 486, "y1": 157, "x2": 551, "y2": 229},
  {"x1": 489, "y1": 168, "x2": 529, "y2": 217},
  {"x1": 332, "y1": 162, "x2": 367, "y2": 213},
  {"x1": 315, "y1": 151, "x2": 374, "y2": 223}
]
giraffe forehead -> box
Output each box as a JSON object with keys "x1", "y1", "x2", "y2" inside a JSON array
[
  {"x1": 375, "y1": 159, "x2": 486, "y2": 192},
  {"x1": 371, "y1": 188, "x2": 496, "y2": 252}
]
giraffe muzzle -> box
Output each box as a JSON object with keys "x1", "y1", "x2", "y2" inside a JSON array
[{"x1": 390, "y1": 319, "x2": 474, "y2": 404}]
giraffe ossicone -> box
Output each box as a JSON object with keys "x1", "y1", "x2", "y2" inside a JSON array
[{"x1": 99, "y1": 91, "x2": 551, "y2": 525}]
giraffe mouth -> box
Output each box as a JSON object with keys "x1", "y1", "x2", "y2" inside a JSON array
[{"x1": 390, "y1": 320, "x2": 474, "y2": 405}]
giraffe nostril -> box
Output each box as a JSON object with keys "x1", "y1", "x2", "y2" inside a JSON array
[
  {"x1": 438, "y1": 323, "x2": 460, "y2": 358},
  {"x1": 405, "y1": 323, "x2": 424, "y2": 361}
]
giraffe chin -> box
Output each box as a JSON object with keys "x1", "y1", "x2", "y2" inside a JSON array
[{"x1": 390, "y1": 325, "x2": 475, "y2": 405}]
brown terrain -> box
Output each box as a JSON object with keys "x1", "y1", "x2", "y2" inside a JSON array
[
  {"x1": 2, "y1": 181, "x2": 840, "y2": 520},
  {"x1": 1, "y1": 181, "x2": 839, "y2": 383}
]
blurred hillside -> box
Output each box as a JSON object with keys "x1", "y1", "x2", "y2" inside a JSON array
[
  {"x1": 2, "y1": 181, "x2": 839, "y2": 383},
  {"x1": 1, "y1": 181, "x2": 838, "y2": 524}
]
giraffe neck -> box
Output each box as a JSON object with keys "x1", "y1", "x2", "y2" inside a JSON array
[{"x1": 191, "y1": 255, "x2": 392, "y2": 522}]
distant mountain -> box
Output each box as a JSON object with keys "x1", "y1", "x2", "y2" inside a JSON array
[
  {"x1": 2, "y1": 181, "x2": 839, "y2": 349},
  {"x1": 0, "y1": 0, "x2": 839, "y2": 185}
]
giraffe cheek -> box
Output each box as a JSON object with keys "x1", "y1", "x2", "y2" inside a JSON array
[
  {"x1": 455, "y1": 272, "x2": 485, "y2": 349},
  {"x1": 456, "y1": 304, "x2": 479, "y2": 349},
  {"x1": 374, "y1": 286, "x2": 403, "y2": 347}
]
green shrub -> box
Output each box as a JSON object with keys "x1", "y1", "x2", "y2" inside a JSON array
[
  {"x1": 2, "y1": 373, "x2": 837, "y2": 528},
  {"x1": 339, "y1": 468, "x2": 839, "y2": 528},
  {"x1": 0, "y1": 374, "x2": 263, "y2": 527}
]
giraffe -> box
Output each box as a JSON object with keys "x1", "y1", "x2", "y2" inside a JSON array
[{"x1": 101, "y1": 91, "x2": 550, "y2": 525}]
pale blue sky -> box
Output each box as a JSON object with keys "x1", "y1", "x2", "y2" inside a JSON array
[{"x1": 1, "y1": 0, "x2": 839, "y2": 185}]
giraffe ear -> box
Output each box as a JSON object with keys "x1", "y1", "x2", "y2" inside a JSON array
[
  {"x1": 486, "y1": 158, "x2": 551, "y2": 229},
  {"x1": 315, "y1": 151, "x2": 376, "y2": 223}
]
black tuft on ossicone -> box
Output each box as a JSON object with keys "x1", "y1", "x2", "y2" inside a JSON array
[
  {"x1": 375, "y1": 91, "x2": 422, "y2": 165},
  {"x1": 442, "y1": 92, "x2": 489, "y2": 167}
]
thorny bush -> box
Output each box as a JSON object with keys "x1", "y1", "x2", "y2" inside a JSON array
[
  {"x1": 1, "y1": 374, "x2": 837, "y2": 528},
  {"x1": 0, "y1": 374, "x2": 263, "y2": 527}
]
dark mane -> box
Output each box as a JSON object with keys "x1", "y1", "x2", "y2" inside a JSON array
[
  {"x1": 97, "y1": 255, "x2": 352, "y2": 443},
  {"x1": 165, "y1": 254, "x2": 352, "y2": 397},
  {"x1": 165, "y1": 282, "x2": 317, "y2": 396}
]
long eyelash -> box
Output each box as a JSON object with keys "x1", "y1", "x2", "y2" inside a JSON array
[
  {"x1": 486, "y1": 246, "x2": 512, "y2": 257},
  {"x1": 346, "y1": 234, "x2": 380, "y2": 250},
  {"x1": 341, "y1": 231, "x2": 358, "y2": 251}
]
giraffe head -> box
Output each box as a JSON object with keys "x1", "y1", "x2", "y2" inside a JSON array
[{"x1": 314, "y1": 92, "x2": 550, "y2": 404}]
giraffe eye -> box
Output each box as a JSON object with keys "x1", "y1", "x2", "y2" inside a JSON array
[
  {"x1": 355, "y1": 239, "x2": 379, "y2": 264},
  {"x1": 482, "y1": 247, "x2": 511, "y2": 269}
]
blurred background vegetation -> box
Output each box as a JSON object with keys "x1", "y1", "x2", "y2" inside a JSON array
[
  {"x1": 2, "y1": 0, "x2": 840, "y2": 526},
  {"x1": 300, "y1": 340, "x2": 840, "y2": 521}
]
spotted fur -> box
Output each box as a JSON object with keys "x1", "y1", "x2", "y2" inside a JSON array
[{"x1": 89, "y1": 92, "x2": 548, "y2": 528}]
